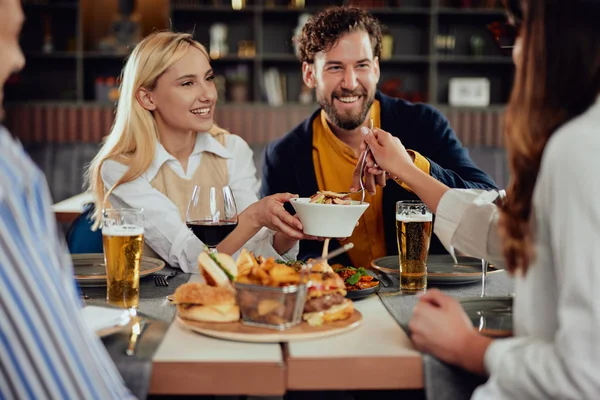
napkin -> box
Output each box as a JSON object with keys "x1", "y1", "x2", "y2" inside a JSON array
[{"x1": 82, "y1": 305, "x2": 131, "y2": 334}]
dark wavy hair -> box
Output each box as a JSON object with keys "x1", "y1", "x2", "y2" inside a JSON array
[
  {"x1": 500, "y1": 0, "x2": 600, "y2": 273},
  {"x1": 295, "y1": 6, "x2": 382, "y2": 64}
]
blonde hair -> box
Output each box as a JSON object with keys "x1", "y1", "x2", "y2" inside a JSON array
[{"x1": 85, "y1": 31, "x2": 228, "y2": 228}]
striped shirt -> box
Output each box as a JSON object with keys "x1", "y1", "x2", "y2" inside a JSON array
[{"x1": 0, "y1": 126, "x2": 135, "y2": 400}]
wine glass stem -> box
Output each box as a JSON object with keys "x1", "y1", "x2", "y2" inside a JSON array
[{"x1": 481, "y1": 259, "x2": 489, "y2": 297}]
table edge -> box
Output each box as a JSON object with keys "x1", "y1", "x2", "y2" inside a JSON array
[
  {"x1": 150, "y1": 360, "x2": 286, "y2": 395},
  {"x1": 284, "y1": 346, "x2": 423, "y2": 390}
]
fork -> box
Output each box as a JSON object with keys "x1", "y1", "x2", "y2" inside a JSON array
[
  {"x1": 357, "y1": 118, "x2": 374, "y2": 205},
  {"x1": 342, "y1": 118, "x2": 373, "y2": 204},
  {"x1": 357, "y1": 147, "x2": 369, "y2": 205},
  {"x1": 154, "y1": 270, "x2": 177, "y2": 287}
]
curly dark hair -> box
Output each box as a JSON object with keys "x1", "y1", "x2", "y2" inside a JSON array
[{"x1": 295, "y1": 6, "x2": 382, "y2": 64}]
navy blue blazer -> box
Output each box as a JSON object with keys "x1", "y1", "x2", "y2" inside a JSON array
[{"x1": 261, "y1": 92, "x2": 498, "y2": 266}]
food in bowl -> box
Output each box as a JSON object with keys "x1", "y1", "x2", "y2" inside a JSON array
[
  {"x1": 309, "y1": 191, "x2": 352, "y2": 205},
  {"x1": 290, "y1": 197, "x2": 369, "y2": 238}
]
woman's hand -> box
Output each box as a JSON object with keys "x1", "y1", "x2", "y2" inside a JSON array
[
  {"x1": 361, "y1": 150, "x2": 389, "y2": 195},
  {"x1": 350, "y1": 127, "x2": 417, "y2": 193},
  {"x1": 241, "y1": 193, "x2": 321, "y2": 254},
  {"x1": 241, "y1": 193, "x2": 305, "y2": 238},
  {"x1": 409, "y1": 289, "x2": 491, "y2": 375}
]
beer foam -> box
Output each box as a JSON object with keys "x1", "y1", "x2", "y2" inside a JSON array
[
  {"x1": 396, "y1": 214, "x2": 432, "y2": 222},
  {"x1": 102, "y1": 225, "x2": 144, "y2": 236}
]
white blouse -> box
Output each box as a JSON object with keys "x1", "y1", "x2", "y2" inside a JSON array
[
  {"x1": 101, "y1": 132, "x2": 298, "y2": 273},
  {"x1": 434, "y1": 97, "x2": 600, "y2": 399}
]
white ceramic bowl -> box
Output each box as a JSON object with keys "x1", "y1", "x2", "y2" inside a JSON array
[{"x1": 290, "y1": 198, "x2": 370, "y2": 238}]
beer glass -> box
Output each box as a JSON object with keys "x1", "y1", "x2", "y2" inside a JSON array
[
  {"x1": 102, "y1": 208, "x2": 144, "y2": 309},
  {"x1": 396, "y1": 201, "x2": 433, "y2": 292}
]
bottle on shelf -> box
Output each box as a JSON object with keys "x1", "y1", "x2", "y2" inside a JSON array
[{"x1": 209, "y1": 23, "x2": 228, "y2": 59}]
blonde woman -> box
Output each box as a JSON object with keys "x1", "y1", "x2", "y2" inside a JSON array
[{"x1": 86, "y1": 31, "x2": 309, "y2": 272}]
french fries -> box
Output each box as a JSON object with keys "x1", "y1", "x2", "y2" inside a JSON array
[
  {"x1": 235, "y1": 250, "x2": 304, "y2": 327},
  {"x1": 236, "y1": 255, "x2": 303, "y2": 287}
]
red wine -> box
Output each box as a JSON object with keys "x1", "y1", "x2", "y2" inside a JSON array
[{"x1": 187, "y1": 220, "x2": 238, "y2": 247}]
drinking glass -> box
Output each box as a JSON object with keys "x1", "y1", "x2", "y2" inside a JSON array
[
  {"x1": 396, "y1": 201, "x2": 433, "y2": 292},
  {"x1": 102, "y1": 208, "x2": 144, "y2": 309},
  {"x1": 481, "y1": 259, "x2": 489, "y2": 297},
  {"x1": 186, "y1": 185, "x2": 238, "y2": 254},
  {"x1": 481, "y1": 189, "x2": 507, "y2": 297}
]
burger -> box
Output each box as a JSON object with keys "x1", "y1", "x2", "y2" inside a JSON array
[
  {"x1": 302, "y1": 270, "x2": 354, "y2": 326},
  {"x1": 197, "y1": 251, "x2": 238, "y2": 286},
  {"x1": 174, "y1": 282, "x2": 240, "y2": 323}
]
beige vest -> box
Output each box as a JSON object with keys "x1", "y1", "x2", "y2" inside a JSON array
[{"x1": 143, "y1": 132, "x2": 229, "y2": 260}]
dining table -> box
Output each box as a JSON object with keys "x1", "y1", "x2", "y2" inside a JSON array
[
  {"x1": 80, "y1": 258, "x2": 514, "y2": 399},
  {"x1": 53, "y1": 191, "x2": 94, "y2": 223}
]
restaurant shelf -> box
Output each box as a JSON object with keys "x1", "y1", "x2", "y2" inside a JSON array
[{"x1": 9, "y1": 0, "x2": 514, "y2": 107}]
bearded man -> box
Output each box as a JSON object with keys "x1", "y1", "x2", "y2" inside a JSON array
[{"x1": 261, "y1": 6, "x2": 497, "y2": 267}]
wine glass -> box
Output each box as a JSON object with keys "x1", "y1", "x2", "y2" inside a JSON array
[{"x1": 185, "y1": 185, "x2": 238, "y2": 254}]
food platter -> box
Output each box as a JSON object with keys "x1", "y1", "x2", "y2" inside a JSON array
[
  {"x1": 176, "y1": 309, "x2": 362, "y2": 343},
  {"x1": 371, "y1": 254, "x2": 503, "y2": 285},
  {"x1": 175, "y1": 246, "x2": 363, "y2": 342}
]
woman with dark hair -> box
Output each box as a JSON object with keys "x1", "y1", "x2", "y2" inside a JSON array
[{"x1": 352, "y1": 0, "x2": 600, "y2": 398}]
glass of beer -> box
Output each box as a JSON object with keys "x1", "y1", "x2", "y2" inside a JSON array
[
  {"x1": 102, "y1": 208, "x2": 144, "y2": 309},
  {"x1": 396, "y1": 201, "x2": 433, "y2": 292}
]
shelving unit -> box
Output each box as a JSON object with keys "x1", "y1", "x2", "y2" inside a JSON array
[{"x1": 7, "y1": 0, "x2": 514, "y2": 107}]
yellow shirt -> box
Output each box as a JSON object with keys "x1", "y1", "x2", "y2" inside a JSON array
[
  {"x1": 312, "y1": 102, "x2": 386, "y2": 268},
  {"x1": 312, "y1": 101, "x2": 432, "y2": 268}
]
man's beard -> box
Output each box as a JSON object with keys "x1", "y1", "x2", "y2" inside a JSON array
[{"x1": 318, "y1": 88, "x2": 375, "y2": 131}]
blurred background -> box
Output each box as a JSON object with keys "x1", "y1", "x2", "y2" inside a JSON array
[{"x1": 5, "y1": 0, "x2": 512, "y2": 205}]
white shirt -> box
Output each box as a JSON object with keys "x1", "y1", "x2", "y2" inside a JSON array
[
  {"x1": 101, "y1": 132, "x2": 298, "y2": 273},
  {"x1": 434, "y1": 97, "x2": 600, "y2": 399}
]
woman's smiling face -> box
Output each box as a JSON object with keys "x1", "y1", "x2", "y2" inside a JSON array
[{"x1": 140, "y1": 46, "x2": 218, "y2": 135}]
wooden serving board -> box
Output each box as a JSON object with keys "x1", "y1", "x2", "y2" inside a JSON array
[
  {"x1": 176, "y1": 310, "x2": 363, "y2": 343},
  {"x1": 478, "y1": 328, "x2": 513, "y2": 338}
]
